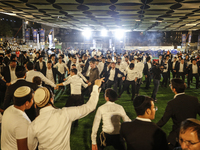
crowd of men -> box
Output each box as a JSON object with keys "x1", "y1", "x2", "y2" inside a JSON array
[{"x1": 0, "y1": 46, "x2": 200, "y2": 150}]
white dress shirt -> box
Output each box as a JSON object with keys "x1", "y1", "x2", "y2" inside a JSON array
[
  {"x1": 147, "y1": 62, "x2": 152, "y2": 70},
  {"x1": 26, "y1": 70, "x2": 56, "y2": 87},
  {"x1": 54, "y1": 62, "x2": 68, "y2": 74},
  {"x1": 108, "y1": 68, "x2": 115, "y2": 81},
  {"x1": 9, "y1": 65, "x2": 17, "y2": 83},
  {"x1": 28, "y1": 85, "x2": 100, "y2": 150},
  {"x1": 62, "y1": 75, "x2": 88, "y2": 95},
  {"x1": 136, "y1": 117, "x2": 151, "y2": 122},
  {"x1": 97, "y1": 62, "x2": 104, "y2": 75},
  {"x1": 1, "y1": 105, "x2": 31, "y2": 150},
  {"x1": 192, "y1": 64, "x2": 198, "y2": 74},
  {"x1": 173, "y1": 61, "x2": 176, "y2": 69},
  {"x1": 39, "y1": 61, "x2": 43, "y2": 70},
  {"x1": 65, "y1": 72, "x2": 87, "y2": 83},
  {"x1": 179, "y1": 63, "x2": 184, "y2": 72},
  {"x1": 163, "y1": 62, "x2": 168, "y2": 73},
  {"x1": 46, "y1": 68, "x2": 55, "y2": 84},
  {"x1": 174, "y1": 92, "x2": 185, "y2": 98},
  {"x1": 135, "y1": 62, "x2": 144, "y2": 78},
  {"x1": 91, "y1": 101, "x2": 131, "y2": 145},
  {"x1": 116, "y1": 63, "x2": 125, "y2": 78},
  {"x1": 125, "y1": 68, "x2": 138, "y2": 81}
]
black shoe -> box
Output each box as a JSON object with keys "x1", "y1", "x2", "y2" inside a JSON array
[
  {"x1": 127, "y1": 91, "x2": 130, "y2": 94},
  {"x1": 118, "y1": 95, "x2": 121, "y2": 98}
]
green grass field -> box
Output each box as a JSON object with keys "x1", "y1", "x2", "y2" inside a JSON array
[{"x1": 54, "y1": 78, "x2": 200, "y2": 150}]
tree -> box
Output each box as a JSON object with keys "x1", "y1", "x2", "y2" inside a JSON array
[{"x1": 0, "y1": 21, "x2": 13, "y2": 37}]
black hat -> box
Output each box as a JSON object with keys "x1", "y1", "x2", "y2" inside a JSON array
[
  {"x1": 6, "y1": 50, "x2": 11, "y2": 54},
  {"x1": 146, "y1": 56, "x2": 150, "y2": 62},
  {"x1": 38, "y1": 55, "x2": 44, "y2": 59}
]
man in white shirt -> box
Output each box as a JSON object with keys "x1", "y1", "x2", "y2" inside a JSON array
[
  {"x1": 96, "y1": 59, "x2": 104, "y2": 76},
  {"x1": 54, "y1": 57, "x2": 68, "y2": 89},
  {"x1": 119, "y1": 63, "x2": 138, "y2": 101},
  {"x1": 1, "y1": 86, "x2": 34, "y2": 150},
  {"x1": 56, "y1": 68, "x2": 91, "y2": 126},
  {"x1": 135, "y1": 57, "x2": 144, "y2": 96},
  {"x1": 187, "y1": 59, "x2": 199, "y2": 89},
  {"x1": 28, "y1": 78, "x2": 103, "y2": 150},
  {"x1": 143, "y1": 56, "x2": 152, "y2": 89},
  {"x1": 105, "y1": 62, "x2": 124, "y2": 92},
  {"x1": 91, "y1": 88, "x2": 130, "y2": 150},
  {"x1": 26, "y1": 62, "x2": 56, "y2": 88},
  {"x1": 176, "y1": 58, "x2": 186, "y2": 82},
  {"x1": 115, "y1": 57, "x2": 126, "y2": 93}
]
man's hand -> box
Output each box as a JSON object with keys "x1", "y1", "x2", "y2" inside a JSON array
[
  {"x1": 88, "y1": 82, "x2": 92, "y2": 86},
  {"x1": 174, "y1": 70, "x2": 176, "y2": 72},
  {"x1": 135, "y1": 78, "x2": 137, "y2": 82},
  {"x1": 6, "y1": 82, "x2": 11, "y2": 86},
  {"x1": 95, "y1": 77, "x2": 104, "y2": 87},
  {"x1": 54, "y1": 85, "x2": 59, "y2": 90},
  {"x1": 92, "y1": 144, "x2": 98, "y2": 150},
  {"x1": 63, "y1": 78, "x2": 66, "y2": 81},
  {"x1": 86, "y1": 80, "x2": 89, "y2": 83},
  {"x1": 186, "y1": 74, "x2": 188, "y2": 76},
  {"x1": 145, "y1": 75, "x2": 147, "y2": 78}
]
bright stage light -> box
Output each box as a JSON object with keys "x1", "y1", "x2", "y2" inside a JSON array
[
  {"x1": 115, "y1": 29, "x2": 125, "y2": 39},
  {"x1": 82, "y1": 29, "x2": 92, "y2": 38},
  {"x1": 101, "y1": 29, "x2": 108, "y2": 36}
]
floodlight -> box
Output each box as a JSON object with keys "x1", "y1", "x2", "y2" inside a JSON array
[
  {"x1": 101, "y1": 29, "x2": 108, "y2": 36},
  {"x1": 115, "y1": 29, "x2": 124, "y2": 39},
  {"x1": 82, "y1": 29, "x2": 92, "y2": 38}
]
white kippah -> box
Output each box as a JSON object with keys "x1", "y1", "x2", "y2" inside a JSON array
[
  {"x1": 14, "y1": 86, "x2": 31, "y2": 98},
  {"x1": 34, "y1": 87, "x2": 50, "y2": 107}
]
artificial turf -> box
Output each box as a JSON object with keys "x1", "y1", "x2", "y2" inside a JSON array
[{"x1": 54, "y1": 78, "x2": 200, "y2": 150}]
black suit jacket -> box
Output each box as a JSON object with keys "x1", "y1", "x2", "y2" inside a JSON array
[
  {"x1": 157, "y1": 94, "x2": 200, "y2": 145},
  {"x1": 121, "y1": 119, "x2": 168, "y2": 150},
  {"x1": 3, "y1": 56, "x2": 10, "y2": 66},
  {"x1": 105, "y1": 68, "x2": 124, "y2": 82},
  {"x1": 171, "y1": 61, "x2": 178, "y2": 71},
  {"x1": 4, "y1": 79, "x2": 38, "y2": 121},
  {"x1": 44, "y1": 68, "x2": 62, "y2": 84},
  {"x1": 1, "y1": 66, "x2": 13, "y2": 83},
  {"x1": 34, "y1": 61, "x2": 47, "y2": 75},
  {"x1": 187, "y1": 64, "x2": 200, "y2": 76},
  {"x1": 143, "y1": 63, "x2": 152, "y2": 75},
  {"x1": 175, "y1": 62, "x2": 187, "y2": 74}
]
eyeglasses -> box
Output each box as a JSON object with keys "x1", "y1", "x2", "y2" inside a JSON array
[{"x1": 179, "y1": 138, "x2": 200, "y2": 147}]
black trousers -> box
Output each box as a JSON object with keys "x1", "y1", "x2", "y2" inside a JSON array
[
  {"x1": 176, "y1": 72, "x2": 185, "y2": 82},
  {"x1": 98, "y1": 132, "x2": 125, "y2": 150},
  {"x1": 107, "y1": 80, "x2": 117, "y2": 92},
  {"x1": 117, "y1": 77, "x2": 123, "y2": 93},
  {"x1": 120, "y1": 80, "x2": 135, "y2": 99},
  {"x1": 65, "y1": 95, "x2": 83, "y2": 107},
  {"x1": 162, "y1": 72, "x2": 168, "y2": 87},
  {"x1": 188, "y1": 73, "x2": 199, "y2": 88},
  {"x1": 172, "y1": 71, "x2": 176, "y2": 78},
  {"x1": 135, "y1": 78, "x2": 142, "y2": 95},
  {"x1": 58, "y1": 73, "x2": 65, "y2": 89},
  {"x1": 65, "y1": 94, "x2": 83, "y2": 125},
  {"x1": 145, "y1": 74, "x2": 151, "y2": 89}
]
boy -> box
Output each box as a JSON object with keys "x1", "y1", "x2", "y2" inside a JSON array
[{"x1": 91, "y1": 88, "x2": 130, "y2": 150}]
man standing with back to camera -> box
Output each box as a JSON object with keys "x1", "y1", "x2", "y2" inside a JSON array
[{"x1": 157, "y1": 78, "x2": 200, "y2": 150}]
